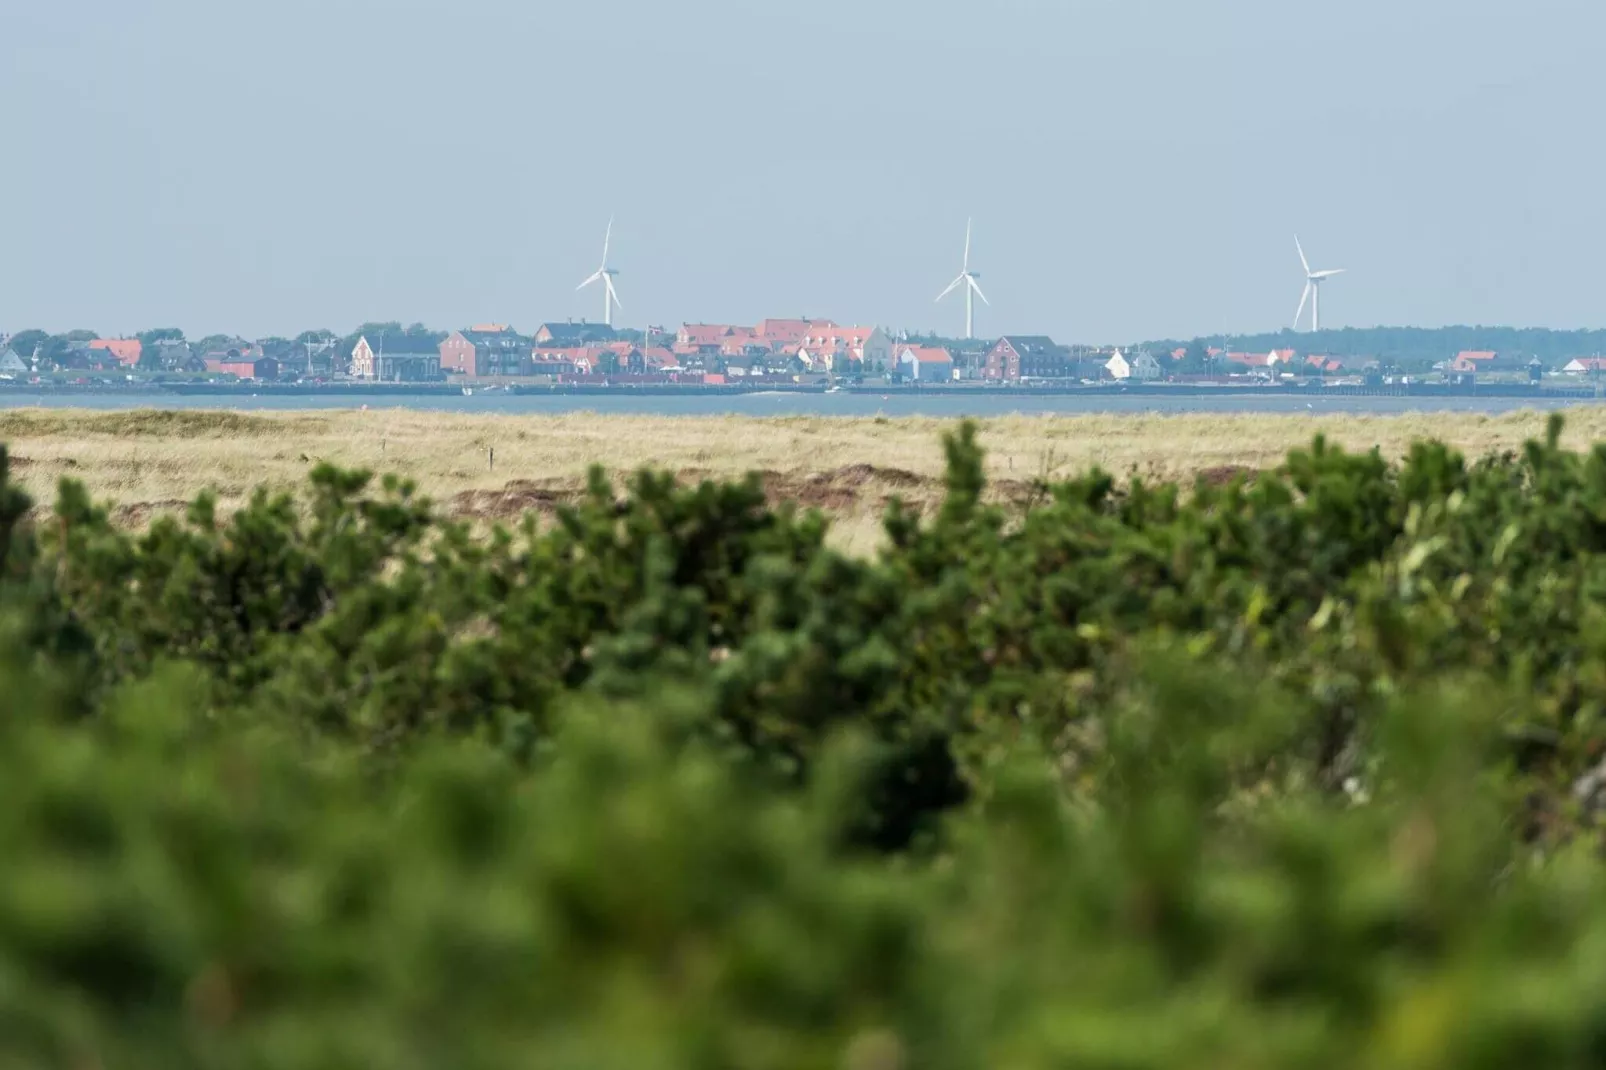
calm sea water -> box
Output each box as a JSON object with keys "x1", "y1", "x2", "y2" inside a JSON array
[{"x1": 0, "y1": 391, "x2": 1601, "y2": 417}]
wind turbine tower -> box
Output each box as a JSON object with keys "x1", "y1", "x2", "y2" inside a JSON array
[
  {"x1": 935, "y1": 218, "x2": 990, "y2": 339},
  {"x1": 577, "y1": 217, "x2": 623, "y2": 327},
  {"x1": 1293, "y1": 236, "x2": 1345, "y2": 332}
]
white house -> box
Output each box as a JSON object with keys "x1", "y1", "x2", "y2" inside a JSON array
[
  {"x1": 1130, "y1": 350, "x2": 1162, "y2": 381},
  {"x1": 1105, "y1": 348, "x2": 1131, "y2": 380},
  {"x1": 898, "y1": 345, "x2": 955, "y2": 383},
  {"x1": 797, "y1": 324, "x2": 893, "y2": 374}
]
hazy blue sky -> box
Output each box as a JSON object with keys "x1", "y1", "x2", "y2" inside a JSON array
[{"x1": 3, "y1": 0, "x2": 1602, "y2": 342}]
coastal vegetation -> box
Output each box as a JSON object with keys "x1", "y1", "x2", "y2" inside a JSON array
[
  {"x1": 5, "y1": 409, "x2": 1606, "y2": 1063},
  {"x1": 4, "y1": 405, "x2": 1606, "y2": 551}
]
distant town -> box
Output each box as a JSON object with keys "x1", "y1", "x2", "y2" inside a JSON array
[{"x1": 5, "y1": 318, "x2": 1606, "y2": 394}]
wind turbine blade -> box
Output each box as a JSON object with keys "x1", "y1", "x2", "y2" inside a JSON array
[
  {"x1": 578, "y1": 270, "x2": 603, "y2": 290},
  {"x1": 1310, "y1": 268, "x2": 1346, "y2": 279},
  {"x1": 1295, "y1": 235, "x2": 1311, "y2": 275},
  {"x1": 935, "y1": 274, "x2": 966, "y2": 302},
  {"x1": 967, "y1": 276, "x2": 990, "y2": 306},
  {"x1": 602, "y1": 216, "x2": 613, "y2": 265},
  {"x1": 1294, "y1": 281, "x2": 1312, "y2": 329},
  {"x1": 605, "y1": 275, "x2": 623, "y2": 311},
  {"x1": 963, "y1": 218, "x2": 972, "y2": 271}
]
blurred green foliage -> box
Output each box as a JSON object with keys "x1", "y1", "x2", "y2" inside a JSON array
[{"x1": 5, "y1": 416, "x2": 1606, "y2": 1066}]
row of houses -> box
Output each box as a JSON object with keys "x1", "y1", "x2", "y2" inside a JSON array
[
  {"x1": 670, "y1": 320, "x2": 974, "y2": 380},
  {"x1": 12, "y1": 324, "x2": 1604, "y2": 386},
  {"x1": 0, "y1": 337, "x2": 280, "y2": 378},
  {"x1": 350, "y1": 323, "x2": 680, "y2": 381},
  {"x1": 1207, "y1": 348, "x2": 1549, "y2": 380},
  {"x1": 347, "y1": 319, "x2": 964, "y2": 382}
]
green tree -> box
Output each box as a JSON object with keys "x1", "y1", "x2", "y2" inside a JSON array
[
  {"x1": 1175, "y1": 338, "x2": 1212, "y2": 374},
  {"x1": 136, "y1": 328, "x2": 185, "y2": 347},
  {"x1": 4, "y1": 329, "x2": 47, "y2": 358}
]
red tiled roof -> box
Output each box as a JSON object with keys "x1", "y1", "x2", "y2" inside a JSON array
[
  {"x1": 903, "y1": 345, "x2": 953, "y2": 365},
  {"x1": 679, "y1": 324, "x2": 737, "y2": 346},
  {"x1": 1457, "y1": 350, "x2": 1498, "y2": 362},
  {"x1": 89, "y1": 338, "x2": 142, "y2": 365},
  {"x1": 720, "y1": 336, "x2": 767, "y2": 355},
  {"x1": 755, "y1": 319, "x2": 817, "y2": 343},
  {"x1": 1229, "y1": 350, "x2": 1293, "y2": 368},
  {"x1": 802, "y1": 325, "x2": 877, "y2": 347}
]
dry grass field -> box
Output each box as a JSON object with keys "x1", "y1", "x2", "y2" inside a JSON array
[{"x1": 0, "y1": 406, "x2": 1601, "y2": 552}]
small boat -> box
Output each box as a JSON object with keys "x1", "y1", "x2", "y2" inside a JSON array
[{"x1": 462, "y1": 386, "x2": 474, "y2": 396}]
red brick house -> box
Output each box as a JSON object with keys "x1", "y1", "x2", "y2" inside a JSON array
[
  {"x1": 205, "y1": 356, "x2": 279, "y2": 379},
  {"x1": 985, "y1": 336, "x2": 1075, "y2": 380},
  {"x1": 439, "y1": 325, "x2": 532, "y2": 378}
]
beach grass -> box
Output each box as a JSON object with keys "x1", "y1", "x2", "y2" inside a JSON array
[{"x1": 1, "y1": 406, "x2": 1600, "y2": 550}]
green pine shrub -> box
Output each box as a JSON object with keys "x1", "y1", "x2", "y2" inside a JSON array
[{"x1": 4, "y1": 417, "x2": 1606, "y2": 1065}]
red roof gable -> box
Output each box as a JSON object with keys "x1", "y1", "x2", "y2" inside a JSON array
[{"x1": 1456, "y1": 350, "x2": 1498, "y2": 362}]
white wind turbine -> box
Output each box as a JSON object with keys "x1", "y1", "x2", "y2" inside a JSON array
[
  {"x1": 577, "y1": 216, "x2": 623, "y2": 327},
  {"x1": 935, "y1": 218, "x2": 989, "y2": 339},
  {"x1": 1293, "y1": 235, "x2": 1345, "y2": 332}
]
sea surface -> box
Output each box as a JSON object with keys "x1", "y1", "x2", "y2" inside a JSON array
[{"x1": 0, "y1": 391, "x2": 1602, "y2": 418}]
